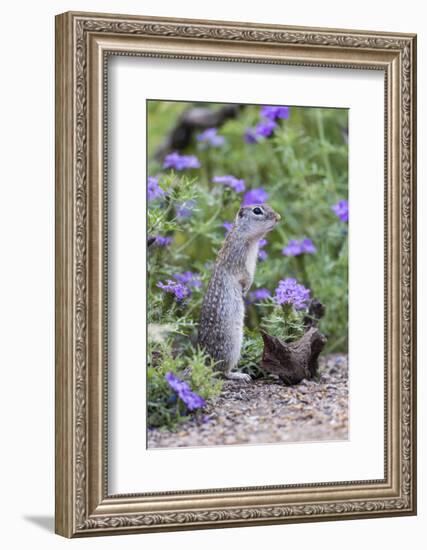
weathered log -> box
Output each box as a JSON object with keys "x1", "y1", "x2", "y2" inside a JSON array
[
  {"x1": 259, "y1": 327, "x2": 327, "y2": 385},
  {"x1": 147, "y1": 236, "x2": 157, "y2": 248},
  {"x1": 303, "y1": 298, "x2": 326, "y2": 328},
  {"x1": 154, "y1": 104, "x2": 244, "y2": 160},
  {"x1": 259, "y1": 300, "x2": 327, "y2": 384}
]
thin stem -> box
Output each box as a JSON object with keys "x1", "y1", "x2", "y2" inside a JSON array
[
  {"x1": 316, "y1": 109, "x2": 334, "y2": 186},
  {"x1": 296, "y1": 255, "x2": 310, "y2": 288}
]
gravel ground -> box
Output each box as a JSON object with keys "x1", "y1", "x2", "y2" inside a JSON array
[{"x1": 147, "y1": 354, "x2": 348, "y2": 449}]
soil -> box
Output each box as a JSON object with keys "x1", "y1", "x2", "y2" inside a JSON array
[{"x1": 147, "y1": 353, "x2": 348, "y2": 449}]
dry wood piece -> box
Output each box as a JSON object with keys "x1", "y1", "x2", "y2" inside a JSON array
[
  {"x1": 154, "y1": 104, "x2": 244, "y2": 160},
  {"x1": 259, "y1": 328, "x2": 327, "y2": 385},
  {"x1": 303, "y1": 298, "x2": 326, "y2": 328},
  {"x1": 259, "y1": 299, "x2": 327, "y2": 385}
]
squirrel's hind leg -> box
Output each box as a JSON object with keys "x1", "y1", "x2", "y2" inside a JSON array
[{"x1": 222, "y1": 317, "x2": 251, "y2": 382}]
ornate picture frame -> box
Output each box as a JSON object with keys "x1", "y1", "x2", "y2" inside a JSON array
[{"x1": 55, "y1": 11, "x2": 417, "y2": 537}]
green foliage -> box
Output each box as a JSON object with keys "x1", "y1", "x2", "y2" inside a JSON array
[
  {"x1": 260, "y1": 302, "x2": 306, "y2": 343},
  {"x1": 147, "y1": 101, "x2": 349, "y2": 424},
  {"x1": 147, "y1": 340, "x2": 222, "y2": 429},
  {"x1": 238, "y1": 304, "x2": 308, "y2": 381},
  {"x1": 239, "y1": 328, "x2": 265, "y2": 379}
]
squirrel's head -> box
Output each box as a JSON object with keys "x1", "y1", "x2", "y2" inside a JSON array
[{"x1": 234, "y1": 204, "x2": 281, "y2": 240}]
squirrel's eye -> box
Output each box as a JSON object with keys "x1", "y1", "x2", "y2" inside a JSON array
[{"x1": 252, "y1": 207, "x2": 263, "y2": 215}]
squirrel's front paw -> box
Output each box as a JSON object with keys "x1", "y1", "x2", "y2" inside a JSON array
[{"x1": 225, "y1": 371, "x2": 252, "y2": 383}]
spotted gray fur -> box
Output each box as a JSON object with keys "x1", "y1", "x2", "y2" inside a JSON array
[{"x1": 198, "y1": 204, "x2": 280, "y2": 382}]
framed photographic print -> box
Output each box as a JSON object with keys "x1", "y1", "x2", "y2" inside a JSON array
[{"x1": 55, "y1": 11, "x2": 417, "y2": 537}]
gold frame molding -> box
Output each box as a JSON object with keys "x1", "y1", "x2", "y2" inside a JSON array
[{"x1": 55, "y1": 11, "x2": 417, "y2": 538}]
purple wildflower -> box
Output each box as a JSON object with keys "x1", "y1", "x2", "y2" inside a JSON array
[
  {"x1": 196, "y1": 128, "x2": 225, "y2": 147},
  {"x1": 223, "y1": 221, "x2": 234, "y2": 233},
  {"x1": 255, "y1": 119, "x2": 277, "y2": 137},
  {"x1": 244, "y1": 128, "x2": 258, "y2": 144},
  {"x1": 242, "y1": 188, "x2": 269, "y2": 206},
  {"x1": 155, "y1": 236, "x2": 172, "y2": 247},
  {"x1": 163, "y1": 152, "x2": 201, "y2": 171},
  {"x1": 157, "y1": 280, "x2": 190, "y2": 301},
  {"x1": 275, "y1": 278, "x2": 310, "y2": 310},
  {"x1": 250, "y1": 288, "x2": 272, "y2": 301},
  {"x1": 174, "y1": 271, "x2": 202, "y2": 288},
  {"x1": 147, "y1": 176, "x2": 165, "y2": 201},
  {"x1": 165, "y1": 372, "x2": 187, "y2": 393},
  {"x1": 332, "y1": 199, "x2": 349, "y2": 222},
  {"x1": 282, "y1": 239, "x2": 302, "y2": 257},
  {"x1": 212, "y1": 175, "x2": 246, "y2": 193},
  {"x1": 165, "y1": 372, "x2": 206, "y2": 411},
  {"x1": 245, "y1": 120, "x2": 277, "y2": 143},
  {"x1": 176, "y1": 199, "x2": 196, "y2": 219},
  {"x1": 301, "y1": 238, "x2": 316, "y2": 254},
  {"x1": 182, "y1": 391, "x2": 206, "y2": 411},
  {"x1": 260, "y1": 105, "x2": 290, "y2": 120},
  {"x1": 282, "y1": 238, "x2": 316, "y2": 257}
]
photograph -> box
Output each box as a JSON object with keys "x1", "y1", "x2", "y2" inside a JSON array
[
  {"x1": 53, "y1": 9, "x2": 416, "y2": 537},
  {"x1": 146, "y1": 100, "x2": 349, "y2": 449}
]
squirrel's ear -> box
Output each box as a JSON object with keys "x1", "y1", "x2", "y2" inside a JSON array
[{"x1": 237, "y1": 207, "x2": 245, "y2": 218}]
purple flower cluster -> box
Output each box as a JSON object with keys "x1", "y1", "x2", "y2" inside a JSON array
[
  {"x1": 174, "y1": 271, "x2": 202, "y2": 288},
  {"x1": 249, "y1": 288, "x2": 272, "y2": 301},
  {"x1": 256, "y1": 120, "x2": 277, "y2": 137},
  {"x1": 258, "y1": 238, "x2": 268, "y2": 261},
  {"x1": 282, "y1": 238, "x2": 316, "y2": 257},
  {"x1": 157, "y1": 271, "x2": 202, "y2": 301},
  {"x1": 147, "y1": 176, "x2": 165, "y2": 201},
  {"x1": 242, "y1": 187, "x2": 269, "y2": 206},
  {"x1": 212, "y1": 175, "x2": 246, "y2": 193},
  {"x1": 260, "y1": 105, "x2": 290, "y2": 121},
  {"x1": 156, "y1": 280, "x2": 190, "y2": 301},
  {"x1": 243, "y1": 129, "x2": 258, "y2": 144},
  {"x1": 275, "y1": 278, "x2": 311, "y2": 310},
  {"x1": 165, "y1": 372, "x2": 206, "y2": 411},
  {"x1": 245, "y1": 105, "x2": 290, "y2": 144},
  {"x1": 176, "y1": 199, "x2": 196, "y2": 219},
  {"x1": 196, "y1": 128, "x2": 225, "y2": 148},
  {"x1": 332, "y1": 199, "x2": 349, "y2": 222},
  {"x1": 155, "y1": 235, "x2": 172, "y2": 247},
  {"x1": 244, "y1": 120, "x2": 277, "y2": 143},
  {"x1": 163, "y1": 152, "x2": 201, "y2": 171}
]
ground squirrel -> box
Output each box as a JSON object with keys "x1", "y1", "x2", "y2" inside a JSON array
[{"x1": 198, "y1": 204, "x2": 281, "y2": 382}]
